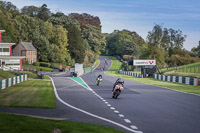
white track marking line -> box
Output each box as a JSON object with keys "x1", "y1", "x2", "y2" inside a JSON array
[
  {"x1": 119, "y1": 114, "x2": 124, "y2": 117},
  {"x1": 130, "y1": 125, "x2": 138, "y2": 130},
  {"x1": 105, "y1": 102, "x2": 108, "y2": 104},
  {"x1": 107, "y1": 104, "x2": 111, "y2": 106},
  {"x1": 49, "y1": 76, "x2": 141, "y2": 133},
  {"x1": 124, "y1": 119, "x2": 131, "y2": 123},
  {"x1": 114, "y1": 110, "x2": 119, "y2": 113},
  {"x1": 110, "y1": 107, "x2": 115, "y2": 110}
]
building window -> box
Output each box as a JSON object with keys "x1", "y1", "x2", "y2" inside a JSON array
[
  {"x1": 3, "y1": 48, "x2": 9, "y2": 52},
  {"x1": 0, "y1": 48, "x2": 2, "y2": 52}
]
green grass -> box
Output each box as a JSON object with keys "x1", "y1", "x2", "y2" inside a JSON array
[
  {"x1": 164, "y1": 71, "x2": 200, "y2": 78},
  {"x1": 105, "y1": 56, "x2": 200, "y2": 95},
  {"x1": 0, "y1": 112, "x2": 122, "y2": 133},
  {"x1": 0, "y1": 69, "x2": 16, "y2": 80},
  {"x1": 0, "y1": 80, "x2": 56, "y2": 108},
  {"x1": 104, "y1": 56, "x2": 122, "y2": 76},
  {"x1": 84, "y1": 59, "x2": 100, "y2": 73},
  {"x1": 23, "y1": 64, "x2": 53, "y2": 72},
  {"x1": 11, "y1": 71, "x2": 41, "y2": 79},
  {"x1": 160, "y1": 62, "x2": 200, "y2": 73}
]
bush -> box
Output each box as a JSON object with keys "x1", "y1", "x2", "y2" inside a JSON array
[
  {"x1": 33, "y1": 62, "x2": 40, "y2": 66},
  {"x1": 40, "y1": 62, "x2": 51, "y2": 67}
]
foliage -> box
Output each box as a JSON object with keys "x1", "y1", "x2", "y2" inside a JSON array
[
  {"x1": 23, "y1": 64, "x2": 53, "y2": 72},
  {"x1": 169, "y1": 53, "x2": 199, "y2": 66},
  {"x1": 21, "y1": 5, "x2": 40, "y2": 17},
  {"x1": 0, "y1": 2, "x2": 105, "y2": 66},
  {"x1": 82, "y1": 24, "x2": 106, "y2": 64},
  {"x1": 21, "y1": 4, "x2": 51, "y2": 21},
  {"x1": 145, "y1": 24, "x2": 190, "y2": 66},
  {"x1": 191, "y1": 41, "x2": 200, "y2": 58},
  {"x1": 33, "y1": 62, "x2": 40, "y2": 66},
  {"x1": 106, "y1": 31, "x2": 139, "y2": 58},
  {"x1": 67, "y1": 25, "x2": 86, "y2": 63},
  {"x1": 0, "y1": 2, "x2": 18, "y2": 42},
  {"x1": 48, "y1": 14, "x2": 84, "y2": 64},
  {"x1": 40, "y1": 62, "x2": 51, "y2": 67},
  {"x1": 69, "y1": 13, "x2": 101, "y2": 30}
]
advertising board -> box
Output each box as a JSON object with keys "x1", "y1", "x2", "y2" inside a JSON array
[{"x1": 133, "y1": 60, "x2": 156, "y2": 66}]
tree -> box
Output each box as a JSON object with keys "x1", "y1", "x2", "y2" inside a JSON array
[
  {"x1": 82, "y1": 24, "x2": 106, "y2": 55},
  {"x1": 146, "y1": 24, "x2": 187, "y2": 66},
  {"x1": 106, "y1": 30, "x2": 139, "y2": 58},
  {"x1": 21, "y1": 6, "x2": 40, "y2": 17},
  {"x1": 48, "y1": 15, "x2": 85, "y2": 63},
  {"x1": 0, "y1": 2, "x2": 18, "y2": 42},
  {"x1": 38, "y1": 4, "x2": 51, "y2": 21},
  {"x1": 51, "y1": 25, "x2": 71, "y2": 63},
  {"x1": 69, "y1": 13, "x2": 101, "y2": 30},
  {"x1": 67, "y1": 25, "x2": 86, "y2": 63},
  {"x1": 0, "y1": 1, "x2": 19, "y2": 17},
  {"x1": 191, "y1": 41, "x2": 200, "y2": 57}
]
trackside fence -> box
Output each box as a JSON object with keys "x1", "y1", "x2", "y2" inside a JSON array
[
  {"x1": 0, "y1": 74, "x2": 28, "y2": 90},
  {"x1": 154, "y1": 74, "x2": 198, "y2": 86},
  {"x1": 118, "y1": 70, "x2": 142, "y2": 78}
]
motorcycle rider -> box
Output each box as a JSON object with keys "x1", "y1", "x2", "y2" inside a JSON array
[
  {"x1": 112, "y1": 77, "x2": 124, "y2": 92},
  {"x1": 96, "y1": 74, "x2": 103, "y2": 81}
]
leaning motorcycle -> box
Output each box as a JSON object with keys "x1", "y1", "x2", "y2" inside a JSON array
[
  {"x1": 112, "y1": 84, "x2": 124, "y2": 99},
  {"x1": 96, "y1": 77, "x2": 102, "y2": 86}
]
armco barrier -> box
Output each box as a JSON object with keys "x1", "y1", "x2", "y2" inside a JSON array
[
  {"x1": 118, "y1": 70, "x2": 142, "y2": 78},
  {"x1": 154, "y1": 74, "x2": 198, "y2": 86},
  {"x1": 0, "y1": 74, "x2": 28, "y2": 90}
]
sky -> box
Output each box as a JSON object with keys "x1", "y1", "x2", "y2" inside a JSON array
[{"x1": 7, "y1": 0, "x2": 200, "y2": 50}]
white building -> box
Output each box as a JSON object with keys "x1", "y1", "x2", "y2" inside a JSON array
[{"x1": 0, "y1": 30, "x2": 25, "y2": 71}]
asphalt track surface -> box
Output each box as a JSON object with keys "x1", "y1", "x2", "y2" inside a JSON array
[{"x1": 0, "y1": 57, "x2": 200, "y2": 133}]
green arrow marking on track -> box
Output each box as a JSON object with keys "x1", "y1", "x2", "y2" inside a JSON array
[{"x1": 69, "y1": 77, "x2": 89, "y2": 89}]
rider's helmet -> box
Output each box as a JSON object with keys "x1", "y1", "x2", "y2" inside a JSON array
[{"x1": 117, "y1": 77, "x2": 124, "y2": 84}]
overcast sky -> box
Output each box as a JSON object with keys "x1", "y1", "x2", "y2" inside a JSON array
[{"x1": 8, "y1": 0, "x2": 200, "y2": 50}]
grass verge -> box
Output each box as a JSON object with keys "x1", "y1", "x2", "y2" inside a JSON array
[
  {"x1": 0, "y1": 69, "x2": 16, "y2": 80},
  {"x1": 105, "y1": 56, "x2": 200, "y2": 95},
  {"x1": 160, "y1": 62, "x2": 200, "y2": 73},
  {"x1": 0, "y1": 80, "x2": 56, "y2": 108},
  {"x1": 84, "y1": 59, "x2": 100, "y2": 73},
  {"x1": 0, "y1": 112, "x2": 122, "y2": 133},
  {"x1": 164, "y1": 71, "x2": 200, "y2": 78}
]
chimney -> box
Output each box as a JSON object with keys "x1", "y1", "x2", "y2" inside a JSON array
[{"x1": 19, "y1": 37, "x2": 22, "y2": 43}]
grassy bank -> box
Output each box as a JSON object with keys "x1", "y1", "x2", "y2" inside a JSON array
[
  {"x1": 105, "y1": 56, "x2": 200, "y2": 95},
  {"x1": 0, "y1": 69, "x2": 16, "y2": 80},
  {"x1": 0, "y1": 80, "x2": 56, "y2": 108},
  {"x1": 23, "y1": 64, "x2": 53, "y2": 72},
  {"x1": 160, "y1": 62, "x2": 200, "y2": 73},
  {"x1": 164, "y1": 71, "x2": 200, "y2": 78},
  {"x1": 0, "y1": 112, "x2": 122, "y2": 133},
  {"x1": 84, "y1": 59, "x2": 100, "y2": 73}
]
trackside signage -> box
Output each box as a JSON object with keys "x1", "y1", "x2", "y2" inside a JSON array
[{"x1": 133, "y1": 60, "x2": 156, "y2": 66}]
